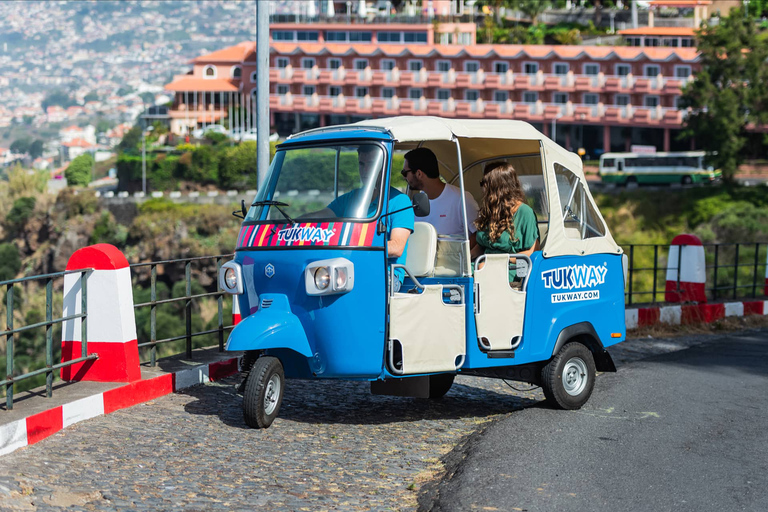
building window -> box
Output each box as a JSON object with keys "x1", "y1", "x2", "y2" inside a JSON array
[
  {"x1": 675, "y1": 65, "x2": 691, "y2": 78},
  {"x1": 554, "y1": 92, "x2": 568, "y2": 104},
  {"x1": 662, "y1": 38, "x2": 679, "y2": 47},
  {"x1": 409, "y1": 88, "x2": 423, "y2": 99},
  {"x1": 378, "y1": 31, "x2": 402, "y2": 43},
  {"x1": 328, "y1": 58, "x2": 342, "y2": 69},
  {"x1": 403, "y1": 31, "x2": 428, "y2": 43},
  {"x1": 250, "y1": 71, "x2": 258, "y2": 83},
  {"x1": 436, "y1": 60, "x2": 451, "y2": 72},
  {"x1": 303, "y1": 85, "x2": 316, "y2": 95},
  {"x1": 464, "y1": 61, "x2": 480, "y2": 73},
  {"x1": 329, "y1": 86, "x2": 341, "y2": 96},
  {"x1": 583, "y1": 93, "x2": 599, "y2": 105},
  {"x1": 524, "y1": 62, "x2": 538, "y2": 75},
  {"x1": 615, "y1": 64, "x2": 631, "y2": 76},
  {"x1": 272, "y1": 30, "x2": 294, "y2": 41},
  {"x1": 523, "y1": 91, "x2": 538, "y2": 103},
  {"x1": 277, "y1": 85, "x2": 289, "y2": 95},
  {"x1": 494, "y1": 90, "x2": 508, "y2": 102},
  {"x1": 681, "y1": 38, "x2": 694, "y2": 47},
  {"x1": 276, "y1": 57, "x2": 289, "y2": 69},
  {"x1": 554, "y1": 63, "x2": 569, "y2": 75},
  {"x1": 296, "y1": 31, "x2": 319, "y2": 41},
  {"x1": 644, "y1": 37, "x2": 659, "y2": 47},
  {"x1": 465, "y1": 90, "x2": 479, "y2": 101},
  {"x1": 584, "y1": 63, "x2": 600, "y2": 76},
  {"x1": 381, "y1": 59, "x2": 396, "y2": 71},
  {"x1": 302, "y1": 58, "x2": 315, "y2": 69},
  {"x1": 354, "y1": 59, "x2": 369, "y2": 70},
  {"x1": 615, "y1": 94, "x2": 630, "y2": 106},
  {"x1": 326, "y1": 31, "x2": 348, "y2": 42},
  {"x1": 231, "y1": 66, "x2": 242, "y2": 79},
  {"x1": 644, "y1": 95, "x2": 659, "y2": 107},
  {"x1": 203, "y1": 65, "x2": 217, "y2": 78},
  {"x1": 408, "y1": 60, "x2": 423, "y2": 72},
  {"x1": 382, "y1": 87, "x2": 395, "y2": 98},
  {"x1": 494, "y1": 61, "x2": 509, "y2": 73},
  {"x1": 644, "y1": 65, "x2": 660, "y2": 77},
  {"x1": 437, "y1": 89, "x2": 451, "y2": 100},
  {"x1": 355, "y1": 87, "x2": 369, "y2": 97},
  {"x1": 349, "y1": 31, "x2": 372, "y2": 42}
]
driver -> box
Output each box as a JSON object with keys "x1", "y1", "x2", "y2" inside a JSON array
[{"x1": 328, "y1": 145, "x2": 414, "y2": 291}]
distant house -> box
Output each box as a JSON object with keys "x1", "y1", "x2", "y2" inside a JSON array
[{"x1": 61, "y1": 138, "x2": 97, "y2": 160}]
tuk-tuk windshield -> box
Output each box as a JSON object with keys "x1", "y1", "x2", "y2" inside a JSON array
[{"x1": 246, "y1": 143, "x2": 386, "y2": 222}]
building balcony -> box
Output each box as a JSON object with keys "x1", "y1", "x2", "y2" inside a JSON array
[{"x1": 604, "y1": 74, "x2": 635, "y2": 92}]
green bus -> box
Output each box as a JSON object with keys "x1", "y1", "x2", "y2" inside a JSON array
[{"x1": 599, "y1": 151, "x2": 721, "y2": 186}]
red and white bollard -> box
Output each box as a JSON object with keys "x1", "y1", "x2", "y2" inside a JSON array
[
  {"x1": 665, "y1": 234, "x2": 707, "y2": 303},
  {"x1": 60, "y1": 244, "x2": 141, "y2": 382},
  {"x1": 765, "y1": 250, "x2": 768, "y2": 297},
  {"x1": 232, "y1": 296, "x2": 241, "y2": 325}
]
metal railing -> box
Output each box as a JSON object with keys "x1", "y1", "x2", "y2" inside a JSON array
[
  {"x1": 623, "y1": 242, "x2": 768, "y2": 305},
  {"x1": 1, "y1": 269, "x2": 96, "y2": 410},
  {"x1": 131, "y1": 254, "x2": 235, "y2": 367}
]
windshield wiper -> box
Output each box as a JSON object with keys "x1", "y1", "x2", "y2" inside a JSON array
[{"x1": 251, "y1": 200, "x2": 296, "y2": 225}]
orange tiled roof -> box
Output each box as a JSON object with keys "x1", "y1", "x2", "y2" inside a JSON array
[
  {"x1": 267, "y1": 42, "x2": 699, "y2": 62},
  {"x1": 619, "y1": 27, "x2": 696, "y2": 36},
  {"x1": 164, "y1": 77, "x2": 240, "y2": 92},
  {"x1": 648, "y1": 0, "x2": 711, "y2": 6},
  {"x1": 191, "y1": 42, "x2": 255, "y2": 63},
  {"x1": 62, "y1": 138, "x2": 94, "y2": 148}
]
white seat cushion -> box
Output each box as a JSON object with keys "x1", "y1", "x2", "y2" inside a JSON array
[{"x1": 406, "y1": 222, "x2": 437, "y2": 277}]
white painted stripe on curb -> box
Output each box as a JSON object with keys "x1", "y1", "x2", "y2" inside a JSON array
[
  {"x1": 625, "y1": 309, "x2": 638, "y2": 330},
  {"x1": 0, "y1": 419, "x2": 28, "y2": 456},
  {"x1": 175, "y1": 365, "x2": 211, "y2": 390},
  {"x1": 659, "y1": 305, "x2": 682, "y2": 325},
  {"x1": 62, "y1": 394, "x2": 105, "y2": 428},
  {"x1": 725, "y1": 302, "x2": 744, "y2": 317},
  {"x1": 763, "y1": 301, "x2": 768, "y2": 315}
]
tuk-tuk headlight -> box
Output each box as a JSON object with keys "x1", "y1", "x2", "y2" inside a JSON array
[
  {"x1": 305, "y1": 258, "x2": 354, "y2": 296},
  {"x1": 314, "y1": 267, "x2": 331, "y2": 290},
  {"x1": 219, "y1": 261, "x2": 243, "y2": 294}
]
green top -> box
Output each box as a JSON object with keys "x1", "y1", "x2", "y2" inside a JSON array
[{"x1": 475, "y1": 203, "x2": 540, "y2": 281}]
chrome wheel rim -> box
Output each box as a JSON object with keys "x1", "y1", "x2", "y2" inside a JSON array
[
  {"x1": 263, "y1": 374, "x2": 281, "y2": 415},
  {"x1": 562, "y1": 357, "x2": 587, "y2": 396}
]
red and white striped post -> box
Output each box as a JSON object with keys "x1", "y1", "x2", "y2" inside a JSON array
[
  {"x1": 60, "y1": 244, "x2": 141, "y2": 383},
  {"x1": 665, "y1": 234, "x2": 707, "y2": 303},
  {"x1": 764, "y1": 250, "x2": 768, "y2": 297},
  {"x1": 232, "y1": 296, "x2": 241, "y2": 325}
]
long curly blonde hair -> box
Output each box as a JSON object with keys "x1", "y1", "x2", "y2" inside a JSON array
[{"x1": 475, "y1": 162, "x2": 526, "y2": 243}]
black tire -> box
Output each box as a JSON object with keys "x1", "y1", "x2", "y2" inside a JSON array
[
  {"x1": 541, "y1": 342, "x2": 596, "y2": 410},
  {"x1": 428, "y1": 374, "x2": 455, "y2": 399},
  {"x1": 625, "y1": 176, "x2": 638, "y2": 188},
  {"x1": 682, "y1": 175, "x2": 693, "y2": 185},
  {"x1": 243, "y1": 356, "x2": 284, "y2": 428}
]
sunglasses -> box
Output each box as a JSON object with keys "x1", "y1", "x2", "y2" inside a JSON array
[{"x1": 400, "y1": 169, "x2": 414, "y2": 178}]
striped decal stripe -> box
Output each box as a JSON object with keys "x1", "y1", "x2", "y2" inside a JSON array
[{"x1": 237, "y1": 222, "x2": 377, "y2": 248}]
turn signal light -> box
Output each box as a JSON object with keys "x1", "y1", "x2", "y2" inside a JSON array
[{"x1": 611, "y1": 333, "x2": 622, "y2": 338}]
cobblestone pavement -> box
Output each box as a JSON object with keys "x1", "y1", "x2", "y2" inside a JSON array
[{"x1": 0, "y1": 331, "x2": 732, "y2": 512}]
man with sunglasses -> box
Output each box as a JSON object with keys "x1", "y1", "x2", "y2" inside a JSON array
[{"x1": 402, "y1": 148, "x2": 479, "y2": 241}]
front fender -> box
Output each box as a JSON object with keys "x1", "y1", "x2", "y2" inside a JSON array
[{"x1": 225, "y1": 294, "x2": 312, "y2": 357}]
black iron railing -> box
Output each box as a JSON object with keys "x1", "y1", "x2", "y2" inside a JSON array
[{"x1": 623, "y1": 242, "x2": 768, "y2": 305}]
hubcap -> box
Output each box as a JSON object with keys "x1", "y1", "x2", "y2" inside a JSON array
[
  {"x1": 263, "y1": 374, "x2": 281, "y2": 415},
  {"x1": 562, "y1": 357, "x2": 587, "y2": 396}
]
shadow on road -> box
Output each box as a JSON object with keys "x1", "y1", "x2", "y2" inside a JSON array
[{"x1": 179, "y1": 375, "x2": 541, "y2": 429}]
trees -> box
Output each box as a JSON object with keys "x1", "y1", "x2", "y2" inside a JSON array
[
  {"x1": 511, "y1": 0, "x2": 551, "y2": 25},
  {"x1": 64, "y1": 153, "x2": 94, "y2": 187},
  {"x1": 680, "y1": 8, "x2": 768, "y2": 182}
]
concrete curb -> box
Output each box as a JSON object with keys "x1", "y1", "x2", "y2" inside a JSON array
[
  {"x1": 0, "y1": 357, "x2": 239, "y2": 457},
  {"x1": 626, "y1": 300, "x2": 768, "y2": 329}
]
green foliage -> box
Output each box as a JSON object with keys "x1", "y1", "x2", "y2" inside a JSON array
[
  {"x1": 84, "y1": 91, "x2": 99, "y2": 103},
  {"x1": 204, "y1": 132, "x2": 229, "y2": 145},
  {"x1": 680, "y1": 8, "x2": 768, "y2": 181},
  {"x1": 10, "y1": 138, "x2": 31, "y2": 155},
  {"x1": 0, "y1": 243, "x2": 21, "y2": 281},
  {"x1": 219, "y1": 141, "x2": 257, "y2": 189},
  {"x1": 41, "y1": 89, "x2": 75, "y2": 111},
  {"x1": 7, "y1": 165, "x2": 47, "y2": 198},
  {"x1": 511, "y1": 0, "x2": 550, "y2": 24},
  {"x1": 187, "y1": 146, "x2": 219, "y2": 184},
  {"x1": 118, "y1": 125, "x2": 143, "y2": 153},
  {"x1": 64, "y1": 153, "x2": 94, "y2": 186},
  {"x1": 28, "y1": 139, "x2": 44, "y2": 159},
  {"x1": 151, "y1": 154, "x2": 179, "y2": 190},
  {"x1": 6, "y1": 196, "x2": 36, "y2": 232},
  {"x1": 90, "y1": 211, "x2": 128, "y2": 246},
  {"x1": 56, "y1": 187, "x2": 99, "y2": 218}
]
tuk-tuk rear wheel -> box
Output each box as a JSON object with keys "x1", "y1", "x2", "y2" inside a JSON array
[
  {"x1": 429, "y1": 374, "x2": 455, "y2": 399},
  {"x1": 243, "y1": 356, "x2": 285, "y2": 428},
  {"x1": 541, "y1": 342, "x2": 596, "y2": 410}
]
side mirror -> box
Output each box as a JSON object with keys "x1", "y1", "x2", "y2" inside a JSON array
[
  {"x1": 232, "y1": 199, "x2": 247, "y2": 219},
  {"x1": 412, "y1": 191, "x2": 430, "y2": 218}
]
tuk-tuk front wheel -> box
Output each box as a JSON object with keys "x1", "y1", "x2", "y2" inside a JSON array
[
  {"x1": 541, "y1": 342, "x2": 596, "y2": 410},
  {"x1": 243, "y1": 356, "x2": 284, "y2": 428}
]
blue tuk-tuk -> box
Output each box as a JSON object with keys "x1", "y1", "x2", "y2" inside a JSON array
[{"x1": 220, "y1": 117, "x2": 626, "y2": 428}]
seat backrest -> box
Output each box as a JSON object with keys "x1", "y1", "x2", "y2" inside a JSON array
[{"x1": 406, "y1": 222, "x2": 437, "y2": 277}]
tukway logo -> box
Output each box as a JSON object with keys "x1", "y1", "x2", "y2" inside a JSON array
[
  {"x1": 277, "y1": 225, "x2": 334, "y2": 244},
  {"x1": 541, "y1": 264, "x2": 608, "y2": 290}
]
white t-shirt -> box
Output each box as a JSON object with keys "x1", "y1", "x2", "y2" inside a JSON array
[{"x1": 421, "y1": 183, "x2": 479, "y2": 236}]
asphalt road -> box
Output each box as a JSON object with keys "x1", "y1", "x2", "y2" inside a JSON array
[{"x1": 425, "y1": 330, "x2": 768, "y2": 512}]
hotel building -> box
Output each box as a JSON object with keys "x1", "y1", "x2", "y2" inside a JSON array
[{"x1": 164, "y1": 21, "x2": 701, "y2": 155}]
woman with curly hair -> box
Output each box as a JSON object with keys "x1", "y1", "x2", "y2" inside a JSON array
[{"x1": 470, "y1": 161, "x2": 540, "y2": 283}]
